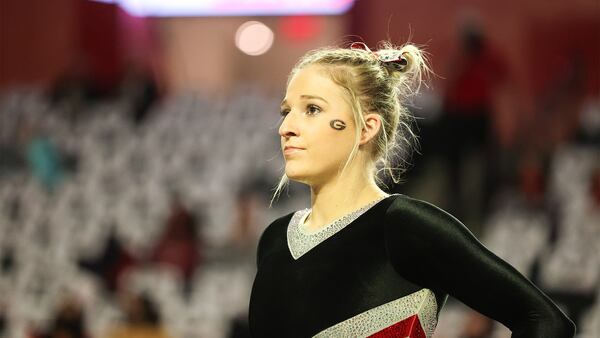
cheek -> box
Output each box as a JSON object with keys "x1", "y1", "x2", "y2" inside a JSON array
[{"x1": 310, "y1": 125, "x2": 356, "y2": 162}]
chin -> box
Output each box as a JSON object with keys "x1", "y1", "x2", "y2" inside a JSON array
[
  {"x1": 285, "y1": 166, "x2": 312, "y2": 184},
  {"x1": 285, "y1": 170, "x2": 307, "y2": 182}
]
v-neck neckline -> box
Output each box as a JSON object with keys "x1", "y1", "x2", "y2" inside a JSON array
[{"x1": 287, "y1": 194, "x2": 397, "y2": 260}]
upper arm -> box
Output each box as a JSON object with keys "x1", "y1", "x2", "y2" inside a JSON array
[{"x1": 384, "y1": 196, "x2": 575, "y2": 337}]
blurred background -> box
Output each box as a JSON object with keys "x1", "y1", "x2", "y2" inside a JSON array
[{"x1": 0, "y1": 0, "x2": 598, "y2": 337}]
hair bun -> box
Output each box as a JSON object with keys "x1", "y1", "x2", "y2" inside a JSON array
[
  {"x1": 350, "y1": 42, "x2": 411, "y2": 75},
  {"x1": 378, "y1": 43, "x2": 430, "y2": 94}
]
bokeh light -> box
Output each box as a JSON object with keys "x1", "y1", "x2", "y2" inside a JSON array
[
  {"x1": 235, "y1": 21, "x2": 274, "y2": 56},
  {"x1": 280, "y1": 16, "x2": 321, "y2": 42}
]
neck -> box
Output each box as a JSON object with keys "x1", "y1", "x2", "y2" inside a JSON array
[{"x1": 306, "y1": 165, "x2": 388, "y2": 232}]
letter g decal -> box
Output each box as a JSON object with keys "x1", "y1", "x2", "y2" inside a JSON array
[{"x1": 330, "y1": 119, "x2": 346, "y2": 130}]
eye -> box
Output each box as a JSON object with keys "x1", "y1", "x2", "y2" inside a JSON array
[
  {"x1": 306, "y1": 104, "x2": 322, "y2": 116},
  {"x1": 280, "y1": 108, "x2": 290, "y2": 117}
]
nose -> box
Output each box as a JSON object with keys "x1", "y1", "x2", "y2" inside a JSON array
[{"x1": 278, "y1": 113, "x2": 299, "y2": 139}]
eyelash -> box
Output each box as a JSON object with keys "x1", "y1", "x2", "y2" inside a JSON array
[
  {"x1": 279, "y1": 104, "x2": 322, "y2": 117},
  {"x1": 306, "y1": 104, "x2": 321, "y2": 115}
]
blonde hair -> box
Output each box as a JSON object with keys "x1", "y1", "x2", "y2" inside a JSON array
[{"x1": 271, "y1": 41, "x2": 431, "y2": 205}]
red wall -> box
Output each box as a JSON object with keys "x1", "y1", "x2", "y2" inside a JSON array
[
  {"x1": 1, "y1": 0, "x2": 598, "y2": 98},
  {"x1": 77, "y1": 0, "x2": 121, "y2": 91},
  {"x1": 0, "y1": 0, "x2": 151, "y2": 93},
  {"x1": 349, "y1": 0, "x2": 599, "y2": 99},
  {"x1": 0, "y1": 0, "x2": 78, "y2": 90}
]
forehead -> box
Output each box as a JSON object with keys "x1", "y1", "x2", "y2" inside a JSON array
[{"x1": 284, "y1": 65, "x2": 345, "y2": 101}]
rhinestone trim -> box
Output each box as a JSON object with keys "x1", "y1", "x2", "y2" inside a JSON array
[
  {"x1": 287, "y1": 195, "x2": 391, "y2": 260},
  {"x1": 313, "y1": 288, "x2": 438, "y2": 338}
]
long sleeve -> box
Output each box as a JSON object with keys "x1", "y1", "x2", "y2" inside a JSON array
[{"x1": 384, "y1": 195, "x2": 576, "y2": 337}]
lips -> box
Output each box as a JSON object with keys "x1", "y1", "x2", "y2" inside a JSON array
[
  {"x1": 284, "y1": 146, "x2": 304, "y2": 150},
  {"x1": 283, "y1": 146, "x2": 305, "y2": 156}
]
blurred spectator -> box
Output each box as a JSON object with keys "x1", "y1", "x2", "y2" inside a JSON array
[
  {"x1": 118, "y1": 61, "x2": 159, "y2": 125},
  {"x1": 231, "y1": 188, "x2": 262, "y2": 252},
  {"x1": 78, "y1": 224, "x2": 138, "y2": 293},
  {"x1": 49, "y1": 58, "x2": 98, "y2": 125},
  {"x1": 514, "y1": 151, "x2": 548, "y2": 208},
  {"x1": 533, "y1": 54, "x2": 586, "y2": 152},
  {"x1": 19, "y1": 121, "x2": 65, "y2": 192},
  {"x1": 440, "y1": 16, "x2": 509, "y2": 220},
  {"x1": 104, "y1": 292, "x2": 171, "y2": 338},
  {"x1": 32, "y1": 297, "x2": 89, "y2": 338},
  {"x1": 149, "y1": 193, "x2": 201, "y2": 295}
]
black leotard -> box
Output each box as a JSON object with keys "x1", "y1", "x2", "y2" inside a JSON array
[{"x1": 249, "y1": 194, "x2": 575, "y2": 337}]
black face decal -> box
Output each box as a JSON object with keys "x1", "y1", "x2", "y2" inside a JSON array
[{"x1": 330, "y1": 119, "x2": 346, "y2": 130}]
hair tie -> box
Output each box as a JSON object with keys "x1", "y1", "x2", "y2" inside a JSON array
[
  {"x1": 350, "y1": 42, "x2": 375, "y2": 54},
  {"x1": 375, "y1": 50, "x2": 408, "y2": 72},
  {"x1": 350, "y1": 42, "x2": 408, "y2": 72}
]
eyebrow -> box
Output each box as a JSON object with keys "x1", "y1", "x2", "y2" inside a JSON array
[{"x1": 281, "y1": 95, "x2": 329, "y2": 107}]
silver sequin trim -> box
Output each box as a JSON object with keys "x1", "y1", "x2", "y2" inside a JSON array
[
  {"x1": 287, "y1": 195, "x2": 391, "y2": 260},
  {"x1": 313, "y1": 288, "x2": 438, "y2": 338}
]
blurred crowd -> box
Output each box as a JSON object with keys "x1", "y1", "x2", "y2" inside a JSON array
[
  {"x1": 0, "y1": 81, "x2": 299, "y2": 338},
  {"x1": 0, "y1": 21, "x2": 599, "y2": 338}
]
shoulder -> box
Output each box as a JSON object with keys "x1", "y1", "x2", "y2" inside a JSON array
[
  {"x1": 255, "y1": 211, "x2": 296, "y2": 266},
  {"x1": 384, "y1": 194, "x2": 474, "y2": 243},
  {"x1": 385, "y1": 194, "x2": 460, "y2": 227},
  {"x1": 383, "y1": 195, "x2": 485, "y2": 288}
]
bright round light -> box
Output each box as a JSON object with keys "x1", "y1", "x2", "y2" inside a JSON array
[{"x1": 235, "y1": 21, "x2": 274, "y2": 56}]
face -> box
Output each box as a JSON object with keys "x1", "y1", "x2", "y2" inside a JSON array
[{"x1": 279, "y1": 65, "x2": 358, "y2": 186}]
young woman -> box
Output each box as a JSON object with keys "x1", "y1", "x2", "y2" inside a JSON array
[{"x1": 248, "y1": 41, "x2": 575, "y2": 338}]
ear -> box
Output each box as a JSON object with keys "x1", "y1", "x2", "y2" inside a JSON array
[{"x1": 359, "y1": 113, "x2": 382, "y2": 145}]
